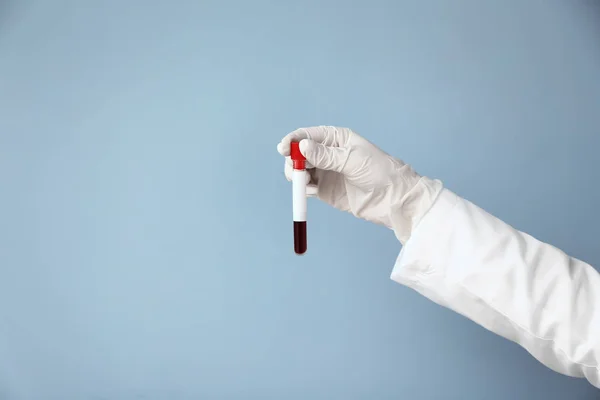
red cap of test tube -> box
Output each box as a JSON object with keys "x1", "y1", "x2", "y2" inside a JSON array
[{"x1": 290, "y1": 141, "x2": 306, "y2": 170}]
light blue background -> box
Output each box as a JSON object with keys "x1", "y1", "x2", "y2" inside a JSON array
[{"x1": 1, "y1": 1, "x2": 599, "y2": 399}]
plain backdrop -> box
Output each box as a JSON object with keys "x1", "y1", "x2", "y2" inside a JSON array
[{"x1": 1, "y1": 1, "x2": 599, "y2": 399}]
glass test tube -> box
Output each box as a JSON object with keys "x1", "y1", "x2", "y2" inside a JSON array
[{"x1": 290, "y1": 141, "x2": 307, "y2": 255}]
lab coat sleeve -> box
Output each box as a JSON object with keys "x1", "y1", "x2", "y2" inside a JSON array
[{"x1": 391, "y1": 188, "x2": 600, "y2": 388}]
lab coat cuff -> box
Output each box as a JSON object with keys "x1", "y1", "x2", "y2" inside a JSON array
[{"x1": 390, "y1": 188, "x2": 459, "y2": 290}]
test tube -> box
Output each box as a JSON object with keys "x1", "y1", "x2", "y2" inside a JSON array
[{"x1": 290, "y1": 141, "x2": 307, "y2": 255}]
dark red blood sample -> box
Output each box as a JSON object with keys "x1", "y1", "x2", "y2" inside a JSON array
[{"x1": 294, "y1": 221, "x2": 307, "y2": 255}]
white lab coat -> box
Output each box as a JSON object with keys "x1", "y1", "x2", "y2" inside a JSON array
[{"x1": 391, "y1": 188, "x2": 600, "y2": 388}]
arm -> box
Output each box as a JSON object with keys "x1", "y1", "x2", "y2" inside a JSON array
[
  {"x1": 392, "y1": 181, "x2": 600, "y2": 388},
  {"x1": 278, "y1": 126, "x2": 600, "y2": 388}
]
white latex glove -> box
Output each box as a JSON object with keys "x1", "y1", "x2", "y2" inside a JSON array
[{"x1": 277, "y1": 126, "x2": 443, "y2": 243}]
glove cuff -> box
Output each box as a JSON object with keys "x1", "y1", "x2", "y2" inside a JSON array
[{"x1": 389, "y1": 176, "x2": 443, "y2": 244}]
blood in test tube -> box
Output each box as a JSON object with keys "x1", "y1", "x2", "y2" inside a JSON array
[{"x1": 290, "y1": 141, "x2": 307, "y2": 255}]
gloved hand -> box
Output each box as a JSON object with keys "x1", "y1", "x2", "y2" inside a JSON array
[{"x1": 277, "y1": 126, "x2": 443, "y2": 244}]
